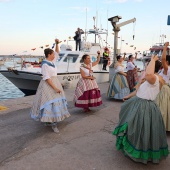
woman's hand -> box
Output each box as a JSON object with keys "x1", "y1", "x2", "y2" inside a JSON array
[
  {"x1": 151, "y1": 54, "x2": 159, "y2": 61},
  {"x1": 164, "y1": 42, "x2": 169, "y2": 47},
  {"x1": 91, "y1": 76, "x2": 96, "y2": 80},
  {"x1": 97, "y1": 51, "x2": 100, "y2": 55},
  {"x1": 55, "y1": 39, "x2": 60, "y2": 44},
  {"x1": 123, "y1": 95, "x2": 130, "y2": 101},
  {"x1": 124, "y1": 73, "x2": 127, "y2": 77},
  {"x1": 55, "y1": 88, "x2": 61, "y2": 93}
]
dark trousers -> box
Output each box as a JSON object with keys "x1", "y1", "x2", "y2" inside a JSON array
[
  {"x1": 76, "y1": 40, "x2": 81, "y2": 51},
  {"x1": 103, "y1": 58, "x2": 108, "y2": 70}
]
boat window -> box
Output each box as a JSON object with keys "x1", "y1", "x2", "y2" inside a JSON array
[
  {"x1": 57, "y1": 53, "x2": 65, "y2": 62},
  {"x1": 63, "y1": 54, "x2": 79, "y2": 63}
]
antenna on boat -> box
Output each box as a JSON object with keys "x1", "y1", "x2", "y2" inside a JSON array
[
  {"x1": 106, "y1": 8, "x2": 109, "y2": 47},
  {"x1": 85, "y1": 0, "x2": 88, "y2": 42}
]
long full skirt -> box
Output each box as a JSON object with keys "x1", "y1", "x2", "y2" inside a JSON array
[
  {"x1": 113, "y1": 96, "x2": 169, "y2": 164},
  {"x1": 73, "y1": 78, "x2": 102, "y2": 108},
  {"x1": 126, "y1": 70, "x2": 138, "y2": 92},
  {"x1": 107, "y1": 73, "x2": 130, "y2": 99},
  {"x1": 156, "y1": 84, "x2": 170, "y2": 131},
  {"x1": 30, "y1": 77, "x2": 70, "y2": 123}
]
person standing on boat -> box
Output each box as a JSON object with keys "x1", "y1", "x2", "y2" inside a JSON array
[
  {"x1": 126, "y1": 53, "x2": 138, "y2": 92},
  {"x1": 102, "y1": 47, "x2": 109, "y2": 71},
  {"x1": 156, "y1": 42, "x2": 170, "y2": 131},
  {"x1": 30, "y1": 39, "x2": 70, "y2": 133},
  {"x1": 113, "y1": 55, "x2": 169, "y2": 164},
  {"x1": 75, "y1": 28, "x2": 84, "y2": 51},
  {"x1": 107, "y1": 54, "x2": 130, "y2": 99},
  {"x1": 73, "y1": 51, "x2": 102, "y2": 112}
]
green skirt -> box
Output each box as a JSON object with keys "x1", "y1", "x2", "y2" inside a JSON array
[
  {"x1": 113, "y1": 96, "x2": 169, "y2": 164},
  {"x1": 156, "y1": 85, "x2": 170, "y2": 131}
]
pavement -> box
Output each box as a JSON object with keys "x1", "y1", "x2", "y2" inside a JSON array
[{"x1": 0, "y1": 82, "x2": 170, "y2": 170}]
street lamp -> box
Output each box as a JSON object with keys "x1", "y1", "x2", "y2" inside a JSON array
[{"x1": 108, "y1": 16, "x2": 122, "y2": 67}]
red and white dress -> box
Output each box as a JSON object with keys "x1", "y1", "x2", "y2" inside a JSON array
[{"x1": 73, "y1": 63, "x2": 102, "y2": 108}]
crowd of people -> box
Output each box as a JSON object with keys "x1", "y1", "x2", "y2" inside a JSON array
[{"x1": 30, "y1": 38, "x2": 170, "y2": 164}]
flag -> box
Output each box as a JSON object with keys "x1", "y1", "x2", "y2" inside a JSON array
[{"x1": 31, "y1": 48, "x2": 36, "y2": 51}]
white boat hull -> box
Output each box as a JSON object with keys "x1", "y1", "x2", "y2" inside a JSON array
[{"x1": 0, "y1": 70, "x2": 109, "y2": 95}]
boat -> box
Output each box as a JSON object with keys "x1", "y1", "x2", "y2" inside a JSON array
[
  {"x1": 142, "y1": 43, "x2": 170, "y2": 63},
  {"x1": 0, "y1": 29, "x2": 110, "y2": 96}
]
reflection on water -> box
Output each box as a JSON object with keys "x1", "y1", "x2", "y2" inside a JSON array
[{"x1": 0, "y1": 73, "x2": 24, "y2": 101}]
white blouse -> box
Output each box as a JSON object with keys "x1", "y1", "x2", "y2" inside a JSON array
[
  {"x1": 159, "y1": 67, "x2": 170, "y2": 85},
  {"x1": 41, "y1": 52, "x2": 59, "y2": 80},
  {"x1": 80, "y1": 63, "x2": 93, "y2": 76},
  {"x1": 115, "y1": 65, "x2": 124, "y2": 73},
  {"x1": 136, "y1": 75, "x2": 159, "y2": 101},
  {"x1": 126, "y1": 61, "x2": 135, "y2": 71}
]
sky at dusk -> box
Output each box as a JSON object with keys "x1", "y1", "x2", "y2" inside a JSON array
[{"x1": 0, "y1": 0, "x2": 170, "y2": 56}]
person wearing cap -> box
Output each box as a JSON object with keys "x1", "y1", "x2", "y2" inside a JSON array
[{"x1": 102, "y1": 47, "x2": 109, "y2": 70}]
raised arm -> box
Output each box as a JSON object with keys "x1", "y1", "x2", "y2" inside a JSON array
[
  {"x1": 134, "y1": 52, "x2": 137, "y2": 59},
  {"x1": 92, "y1": 51, "x2": 100, "y2": 67},
  {"x1": 162, "y1": 42, "x2": 169, "y2": 74},
  {"x1": 123, "y1": 53, "x2": 126, "y2": 60},
  {"x1": 55, "y1": 39, "x2": 60, "y2": 54},
  {"x1": 80, "y1": 29, "x2": 84, "y2": 34},
  {"x1": 145, "y1": 55, "x2": 158, "y2": 84}
]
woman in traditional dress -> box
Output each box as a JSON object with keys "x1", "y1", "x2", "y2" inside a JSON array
[
  {"x1": 126, "y1": 54, "x2": 138, "y2": 92},
  {"x1": 73, "y1": 51, "x2": 102, "y2": 112},
  {"x1": 107, "y1": 55, "x2": 130, "y2": 100},
  {"x1": 113, "y1": 55, "x2": 169, "y2": 164},
  {"x1": 156, "y1": 42, "x2": 170, "y2": 131},
  {"x1": 30, "y1": 39, "x2": 70, "y2": 133}
]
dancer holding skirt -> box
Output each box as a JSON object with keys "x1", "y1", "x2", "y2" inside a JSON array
[
  {"x1": 113, "y1": 55, "x2": 169, "y2": 164},
  {"x1": 107, "y1": 54, "x2": 130, "y2": 100},
  {"x1": 30, "y1": 39, "x2": 70, "y2": 133},
  {"x1": 73, "y1": 51, "x2": 102, "y2": 112}
]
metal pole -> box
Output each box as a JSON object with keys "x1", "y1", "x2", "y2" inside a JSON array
[{"x1": 113, "y1": 28, "x2": 119, "y2": 65}]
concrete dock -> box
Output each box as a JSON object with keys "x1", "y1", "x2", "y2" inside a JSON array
[{"x1": 0, "y1": 82, "x2": 170, "y2": 170}]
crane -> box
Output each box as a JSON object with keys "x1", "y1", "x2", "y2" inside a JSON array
[{"x1": 108, "y1": 16, "x2": 136, "y2": 66}]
